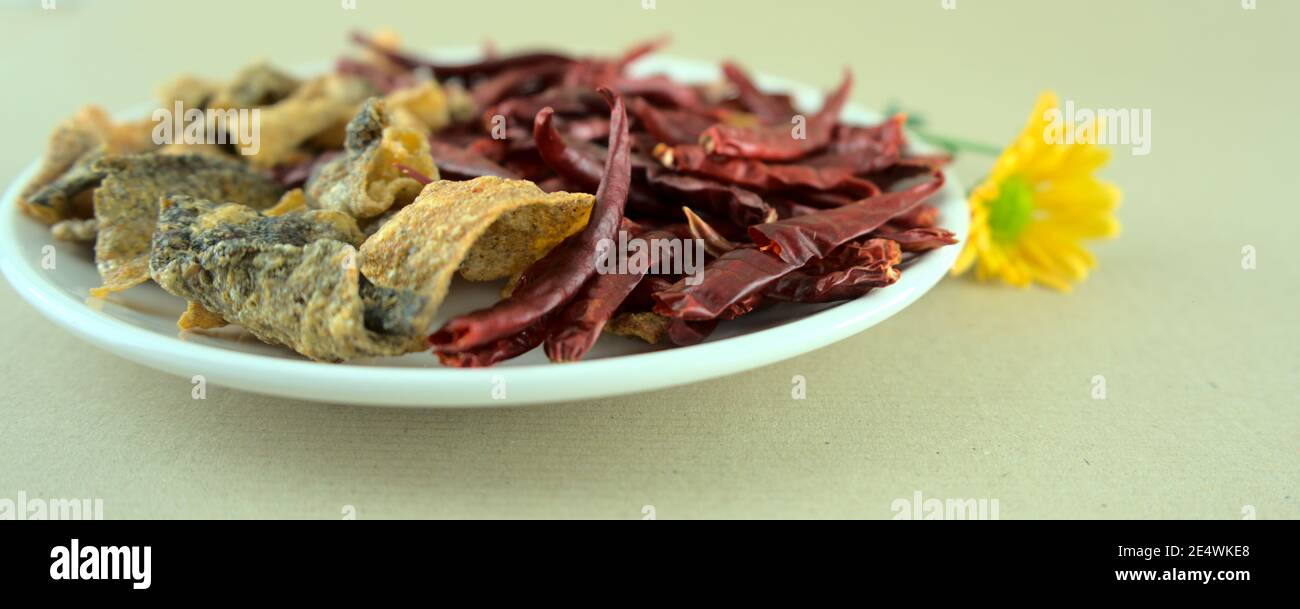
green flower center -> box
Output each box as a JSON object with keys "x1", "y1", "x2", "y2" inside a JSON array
[{"x1": 987, "y1": 175, "x2": 1036, "y2": 244}]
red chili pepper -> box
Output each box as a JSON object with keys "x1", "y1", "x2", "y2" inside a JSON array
[
  {"x1": 889, "y1": 204, "x2": 939, "y2": 229},
  {"x1": 666, "y1": 319, "x2": 718, "y2": 346},
  {"x1": 822, "y1": 115, "x2": 907, "y2": 173},
  {"x1": 630, "y1": 98, "x2": 715, "y2": 146},
  {"x1": 271, "y1": 151, "x2": 340, "y2": 189},
  {"x1": 872, "y1": 227, "x2": 957, "y2": 253},
  {"x1": 748, "y1": 172, "x2": 946, "y2": 264},
  {"x1": 654, "y1": 143, "x2": 864, "y2": 193},
  {"x1": 351, "y1": 31, "x2": 573, "y2": 81},
  {"x1": 545, "y1": 228, "x2": 677, "y2": 362},
  {"x1": 765, "y1": 239, "x2": 902, "y2": 303},
  {"x1": 426, "y1": 140, "x2": 520, "y2": 181},
  {"x1": 561, "y1": 116, "x2": 611, "y2": 142},
  {"x1": 470, "y1": 63, "x2": 569, "y2": 109},
  {"x1": 488, "y1": 87, "x2": 608, "y2": 125},
  {"x1": 430, "y1": 88, "x2": 632, "y2": 353},
  {"x1": 533, "y1": 107, "x2": 607, "y2": 189},
  {"x1": 652, "y1": 246, "x2": 792, "y2": 320},
  {"x1": 436, "y1": 322, "x2": 547, "y2": 368},
  {"x1": 699, "y1": 69, "x2": 852, "y2": 161},
  {"x1": 644, "y1": 167, "x2": 776, "y2": 227},
  {"x1": 682, "y1": 207, "x2": 740, "y2": 257},
  {"x1": 721, "y1": 61, "x2": 796, "y2": 124},
  {"x1": 335, "y1": 57, "x2": 414, "y2": 94},
  {"x1": 653, "y1": 173, "x2": 944, "y2": 319}
]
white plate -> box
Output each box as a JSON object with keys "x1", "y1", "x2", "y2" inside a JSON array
[{"x1": 0, "y1": 53, "x2": 967, "y2": 407}]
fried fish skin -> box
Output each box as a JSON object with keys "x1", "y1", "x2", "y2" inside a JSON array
[
  {"x1": 92, "y1": 152, "x2": 284, "y2": 296},
  {"x1": 51, "y1": 218, "x2": 99, "y2": 243},
  {"x1": 150, "y1": 196, "x2": 426, "y2": 362},
  {"x1": 384, "y1": 80, "x2": 453, "y2": 135},
  {"x1": 604, "y1": 312, "x2": 671, "y2": 344},
  {"x1": 245, "y1": 73, "x2": 377, "y2": 169},
  {"x1": 19, "y1": 106, "x2": 156, "y2": 224},
  {"x1": 358, "y1": 176, "x2": 594, "y2": 333},
  {"x1": 208, "y1": 61, "x2": 301, "y2": 110},
  {"x1": 306, "y1": 97, "x2": 437, "y2": 219},
  {"x1": 177, "y1": 301, "x2": 227, "y2": 331}
]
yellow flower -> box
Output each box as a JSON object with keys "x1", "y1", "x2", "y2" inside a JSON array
[{"x1": 951, "y1": 92, "x2": 1121, "y2": 291}]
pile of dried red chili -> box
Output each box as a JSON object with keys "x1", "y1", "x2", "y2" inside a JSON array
[{"x1": 350, "y1": 33, "x2": 957, "y2": 366}]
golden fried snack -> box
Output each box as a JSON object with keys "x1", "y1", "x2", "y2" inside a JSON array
[
  {"x1": 242, "y1": 74, "x2": 376, "y2": 169},
  {"x1": 264, "y1": 189, "x2": 308, "y2": 217},
  {"x1": 358, "y1": 176, "x2": 594, "y2": 331},
  {"x1": 150, "y1": 196, "x2": 426, "y2": 362},
  {"x1": 605, "y1": 312, "x2": 671, "y2": 344},
  {"x1": 51, "y1": 218, "x2": 98, "y2": 243},
  {"x1": 91, "y1": 153, "x2": 283, "y2": 297},
  {"x1": 306, "y1": 98, "x2": 437, "y2": 219},
  {"x1": 208, "y1": 61, "x2": 301, "y2": 110},
  {"x1": 177, "y1": 301, "x2": 227, "y2": 331},
  {"x1": 156, "y1": 74, "x2": 221, "y2": 109},
  {"x1": 19, "y1": 106, "x2": 156, "y2": 224},
  {"x1": 384, "y1": 81, "x2": 452, "y2": 135}
]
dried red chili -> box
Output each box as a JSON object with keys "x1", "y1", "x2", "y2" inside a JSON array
[
  {"x1": 655, "y1": 143, "x2": 864, "y2": 193},
  {"x1": 545, "y1": 228, "x2": 677, "y2": 362},
  {"x1": 630, "y1": 97, "x2": 714, "y2": 146},
  {"x1": 721, "y1": 61, "x2": 796, "y2": 123},
  {"x1": 352, "y1": 31, "x2": 573, "y2": 81},
  {"x1": 644, "y1": 168, "x2": 776, "y2": 227},
  {"x1": 748, "y1": 173, "x2": 946, "y2": 264},
  {"x1": 436, "y1": 322, "x2": 547, "y2": 368},
  {"x1": 653, "y1": 173, "x2": 945, "y2": 319},
  {"x1": 335, "y1": 57, "x2": 413, "y2": 94},
  {"x1": 666, "y1": 319, "x2": 718, "y2": 346},
  {"x1": 699, "y1": 70, "x2": 852, "y2": 161},
  {"x1": 430, "y1": 88, "x2": 633, "y2": 353},
  {"x1": 682, "y1": 207, "x2": 739, "y2": 257},
  {"x1": 872, "y1": 227, "x2": 957, "y2": 253},
  {"x1": 532, "y1": 107, "x2": 607, "y2": 189},
  {"x1": 889, "y1": 204, "x2": 939, "y2": 229},
  {"x1": 470, "y1": 63, "x2": 568, "y2": 109},
  {"x1": 425, "y1": 140, "x2": 519, "y2": 180},
  {"x1": 765, "y1": 239, "x2": 902, "y2": 303}
]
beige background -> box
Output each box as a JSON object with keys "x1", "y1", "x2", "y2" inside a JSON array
[{"x1": 0, "y1": 0, "x2": 1295, "y2": 519}]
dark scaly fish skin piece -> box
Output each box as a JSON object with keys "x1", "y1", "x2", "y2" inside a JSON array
[
  {"x1": 92, "y1": 152, "x2": 285, "y2": 294},
  {"x1": 150, "y1": 195, "x2": 427, "y2": 362}
]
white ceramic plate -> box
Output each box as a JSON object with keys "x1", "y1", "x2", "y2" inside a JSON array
[{"x1": 0, "y1": 53, "x2": 967, "y2": 407}]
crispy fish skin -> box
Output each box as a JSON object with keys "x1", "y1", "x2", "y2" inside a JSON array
[
  {"x1": 92, "y1": 153, "x2": 284, "y2": 296},
  {"x1": 19, "y1": 106, "x2": 156, "y2": 224},
  {"x1": 384, "y1": 81, "x2": 453, "y2": 135},
  {"x1": 306, "y1": 98, "x2": 437, "y2": 219},
  {"x1": 178, "y1": 301, "x2": 227, "y2": 330},
  {"x1": 245, "y1": 74, "x2": 376, "y2": 169},
  {"x1": 358, "y1": 176, "x2": 594, "y2": 332},
  {"x1": 150, "y1": 196, "x2": 425, "y2": 362},
  {"x1": 605, "y1": 312, "x2": 671, "y2": 344},
  {"x1": 51, "y1": 218, "x2": 98, "y2": 243},
  {"x1": 208, "y1": 61, "x2": 301, "y2": 110}
]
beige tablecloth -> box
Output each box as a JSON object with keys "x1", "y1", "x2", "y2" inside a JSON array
[{"x1": 0, "y1": 0, "x2": 1295, "y2": 519}]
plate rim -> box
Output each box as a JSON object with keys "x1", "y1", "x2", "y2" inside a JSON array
[{"x1": 0, "y1": 53, "x2": 968, "y2": 407}]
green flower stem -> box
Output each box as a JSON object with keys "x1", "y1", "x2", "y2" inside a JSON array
[{"x1": 912, "y1": 128, "x2": 1004, "y2": 157}]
